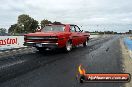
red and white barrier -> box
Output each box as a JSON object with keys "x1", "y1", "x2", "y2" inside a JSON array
[{"x1": 0, "y1": 36, "x2": 24, "y2": 50}]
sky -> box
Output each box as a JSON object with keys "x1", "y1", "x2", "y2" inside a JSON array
[{"x1": 0, "y1": 0, "x2": 132, "y2": 32}]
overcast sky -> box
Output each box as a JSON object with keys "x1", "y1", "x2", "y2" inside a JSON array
[{"x1": 0, "y1": 0, "x2": 132, "y2": 32}]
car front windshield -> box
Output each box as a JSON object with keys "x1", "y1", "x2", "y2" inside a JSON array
[{"x1": 41, "y1": 25, "x2": 65, "y2": 32}]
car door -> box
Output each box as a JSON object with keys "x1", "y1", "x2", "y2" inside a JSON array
[
  {"x1": 74, "y1": 25, "x2": 83, "y2": 44},
  {"x1": 70, "y1": 25, "x2": 80, "y2": 46}
]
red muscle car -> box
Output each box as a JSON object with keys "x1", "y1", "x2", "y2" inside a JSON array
[{"x1": 24, "y1": 24, "x2": 90, "y2": 52}]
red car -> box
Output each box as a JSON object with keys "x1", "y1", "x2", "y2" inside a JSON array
[{"x1": 24, "y1": 24, "x2": 90, "y2": 52}]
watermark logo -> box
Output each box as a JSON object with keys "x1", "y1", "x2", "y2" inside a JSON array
[{"x1": 77, "y1": 64, "x2": 131, "y2": 83}]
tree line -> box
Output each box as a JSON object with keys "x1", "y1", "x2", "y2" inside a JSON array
[{"x1": 8, "y1": 14, "x2": 62, "y2": 35}]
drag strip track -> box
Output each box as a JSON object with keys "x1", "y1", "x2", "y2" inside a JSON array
[{"x1": 0, "y1": 35, "x2": 123, "y2": 87}]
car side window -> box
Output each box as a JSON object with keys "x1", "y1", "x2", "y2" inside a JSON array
[
  {"x1": 70, "y1": 26, "x2": 75, "y2": 32},
  {"x1": 75, "y1": 26, "x2": 81, "y2": 32}
]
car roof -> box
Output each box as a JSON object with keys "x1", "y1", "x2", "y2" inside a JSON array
[{"x1": 45, "y1": 24, "x2": 76, "y2": 26}]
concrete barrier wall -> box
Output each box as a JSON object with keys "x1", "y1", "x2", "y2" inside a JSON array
[{"x1": 0, "y1": 35, "x2": 99, "y2": 50}]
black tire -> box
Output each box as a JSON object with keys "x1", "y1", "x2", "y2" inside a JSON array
[
  {"x1": 64, "y1": 41, "x2": 72, "y2": 52},
  {"x1": 83, "y1": 38, "x2": 89, "y2": 47},
  {"x1": 36, "y1": 47, "x2": 45, "y2": 53}
]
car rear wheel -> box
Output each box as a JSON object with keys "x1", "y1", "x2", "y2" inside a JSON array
[{"x1": 64, "y1": 41, "x2": 72, "y2": 52}]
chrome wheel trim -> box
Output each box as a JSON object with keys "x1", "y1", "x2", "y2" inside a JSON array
[
  {"x1": 66, "y1": 42, "x2": 72, "y2": 51},
  {"x1": 86, "y1": 40, "x2": 88, "y2": 46}
]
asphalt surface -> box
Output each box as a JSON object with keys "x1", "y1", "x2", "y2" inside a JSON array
[{"x1": 0, "y1": 35, "x2": 125, "y2": 87}]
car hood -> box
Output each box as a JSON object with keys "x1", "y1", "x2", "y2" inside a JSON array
[{"x1": 25, "y1": 32, "x2": 69, "y2": 37}]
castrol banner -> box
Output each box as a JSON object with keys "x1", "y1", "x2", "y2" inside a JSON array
[{"x1": 0, "y1": 36, "x2": 25, "y2": 50}]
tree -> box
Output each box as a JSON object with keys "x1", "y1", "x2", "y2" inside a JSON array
[
  {"x1": 0, "y1": 28, "x2": 6, "y2": 35},
  {"x1": 41, "y1": 19, "x2": 52, "y2": 28},
  {"x1": 8, "y1": 24, "x2": 17, "y2": 34},
  {"x1": 0, "y1": 28, "x2": 6, "y2": 33},
  {"x1": 8, "y1": 14, "x2": 63, "y2": 35},
  {"x1": 52, "y1": 21, "x2": 62, "y2": 25},
  {"x1": 30, "y1": 19, "x2": 39, "y2": 32},
  {"x1": 8, "y1": 24, "x2": 23, "y2": 35},
  {"x1": 18, "y1": 14, "x2": 38, "y2": 33}
]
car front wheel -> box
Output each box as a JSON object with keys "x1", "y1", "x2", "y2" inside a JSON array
[
  {"x1": 83, "y1": 39, "x2": 88, "y2": 47},
  {"x1": 64, "y1": 41, "x2": 72, "y2": 52},
  {"x1": 36, "y1": 47, "x2": 46, "y2": 53}
]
